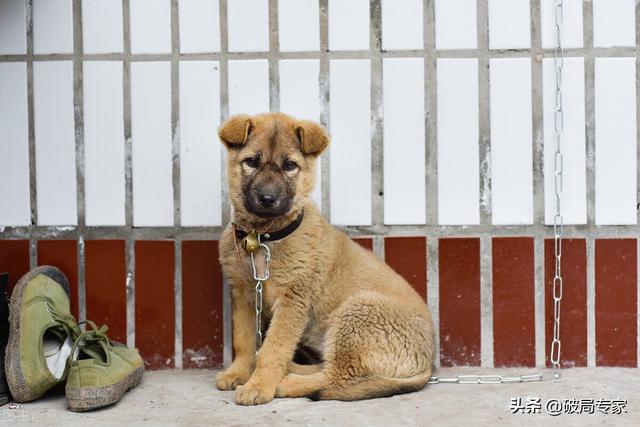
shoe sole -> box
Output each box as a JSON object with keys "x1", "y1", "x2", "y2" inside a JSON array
[
  {"x1": 5, "y1": 266, "x2": 71, "y2": 402},
  {"x1": 66, "y1": 365, "x2": 144, "y2": 412}
]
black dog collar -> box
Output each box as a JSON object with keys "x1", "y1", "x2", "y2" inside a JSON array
[{"x1": 234, "y1": 209, "x2": 305, "y2": 244}]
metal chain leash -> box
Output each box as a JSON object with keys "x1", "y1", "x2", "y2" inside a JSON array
[
  {"x1": 427, "y1": 0, "x2": 565, "y2": 385},
  {"x1": 550, "y1": 0, "x2": 565, "y2": 380},
  {"x1": 250, "y1": 238, "x2": 271, "y2": 354}
]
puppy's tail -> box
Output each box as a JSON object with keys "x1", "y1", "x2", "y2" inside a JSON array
[{"x1": 310, "y1": 371, "x2": 431, "y2": 401}]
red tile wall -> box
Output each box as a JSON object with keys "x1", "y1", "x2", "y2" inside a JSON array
[
  {"x1": 439, "y1": 238, "x2": 481, "y2": 366},
  {"x1": 385, "y1": 237, "x2": 427, "y2": 300},
  {"x1": 353, "y1": 237, "x2": 373, "y2": 251},
  {"x1": 492, "y1": 237, "x2": 535, "y2": 367},
  {"x1": 38, "y1": 240, "x2": 79, "y2": 319},
  {"x1": 2, "y1": 233, "x2": 636, "y2": 369},
  {"x1": 544, "y1": 238, "x2": 587, "y2": 367},
  {"x1": 595, "y1": 239, "x2": 637, "y2": 367},
  {"x1": 135, "y1": 241, "x2": 175, "y2": 369},
  {"x1": 85, "y1": 240, "x2": 127, "y2": 343},
  {"x1": 182, "y1": 241, "x2": 224, "y2": 369},
  {"x1": 0, "y1": 240, "x2": 30, "y2": 295}
]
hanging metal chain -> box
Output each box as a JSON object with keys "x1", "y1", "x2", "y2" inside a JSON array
[
  {"x1": 550, "y1": 0, "x2": 565, "y2": 380},
  {"x1": 250, "y1": 240, "x2": 271, "y2": 354},
  {"x1": 427, "y1": 1, "x2": 565, "y2": 385}
]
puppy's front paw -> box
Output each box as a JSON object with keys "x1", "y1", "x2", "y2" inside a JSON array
[
  {"x1": 235, "y1": 382, "x2": 275, "y2": 405},
  {"x1": 216, "y1": 369, "x2": 251, "y2": 391}
]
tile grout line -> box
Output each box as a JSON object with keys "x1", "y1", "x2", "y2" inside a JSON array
[
  {"x1": 530, "y1": 0, "x2": 545, "y2": 371},
  {"x1": 8, "y1": 223, "x2": 640, "y2": 240},
  {"x1": 583, "y1": 0, "x2": 595, "y2": 226},
  {"x1": 636, "y1": 3, "x2": 640, "y2": 369},
  {"x1": 268, "y1": 0, "x2": 280, "y2": 113},
  {"x1": 586, "y1": 236, "x2": 596, "y2": 367},
  {"x1": 478, "y1": 0, "x2": 491, "y2": 227},
  {"x1": 170, "y1": 0, "x2": 183, "y2": 370},
  {"x1": 25, "y1": 0, "x2": 37, "y2": 269},
  {"x1": 636, "y1": 2, "x2": 640, "y2": 229},
  {"x1": 426, "y1": 236, "x2": 440, "y2": 368},
  {"x1": 480, "y1": 235, "x2": 493, "y2": 368},
  {"x1": 319, "y1": 0, "x2": 330, "y2": 220},
  {"x1": 534, "y1": 236, "x2": 545, "y2": 368},
  {"x1": 122, "y1": 0, "x2": 136, "y2": 349},
  {"x1": 3, "y1": 46, "x2": 638, "y2": 62},
  {"x1": 530, "y1": 1, "x2": 543, "y2": 227},
  {"x1": 477, "y1": 0, "x2": 493, "y2": 369},
  {"x1": 424, "y1": 0, "x2": 437, "y2": 227},
  {"x1": 174, "y1": 239, "x2": 182, "y2": 369},
  {"x1": 370, "y1": 0, "x2": 384, "y2": 254},
  {"x1": 219, "y1": 0, "x2": 232, "y2": 368},
  {"x1": 583, "y1": 0, "x2": 596, "y2": 369},
  {"x1": 72, "y1": 0, "x2": 87, "y2": 323},
  {"x1": 423, "y1": 0, "x2": 440, "y2": 370}
]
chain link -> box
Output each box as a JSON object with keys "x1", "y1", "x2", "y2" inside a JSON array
[
  {"x1": 250, "y1": 240, "x2": 271, "y2": 354},
  {"x1": 428, "y1": 374, "x2": 543, "y2": 385},
  {"x1": 550, "y1": 0, "x2": 565, "y2": 381}
]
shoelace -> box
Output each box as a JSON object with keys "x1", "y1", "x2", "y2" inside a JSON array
[
  {"x1": 70, "y1": 320, "x2": 112, "y2": 363},
  {"x1": 45, "y1": 301, "x2": 82, "y2": 342},
  {"x1": 46, "y1": 302, "x2": 112, "y2": 362}
]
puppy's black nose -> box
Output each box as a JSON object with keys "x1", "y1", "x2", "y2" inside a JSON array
[{"x1": 258, "y1": 193, "x2": 277, "y2": 208}]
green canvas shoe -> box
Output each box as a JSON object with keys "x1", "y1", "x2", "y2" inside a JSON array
[
  {"x1": 5, "y1": 266, "x2": 79, "y2": 402},
  {"x1": 66, "y1": 322, "x2": 144, "y2": 412}
]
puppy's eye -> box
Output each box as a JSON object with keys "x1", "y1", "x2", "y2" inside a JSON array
[
  {"x1": 283, "y1": 160, "x2": 298, "y2": 172},
  {"x1": 243, "y1": 157, "x2": 259, "y2": 168}
]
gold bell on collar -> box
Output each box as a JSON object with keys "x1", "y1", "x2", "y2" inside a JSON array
[{"x1": 241, "y1": 230, "x2": 260, "y2": 253}]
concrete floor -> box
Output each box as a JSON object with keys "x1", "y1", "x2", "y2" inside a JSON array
[{"x1": 1, "y1": 367, "x2": 637, "y2": 426}]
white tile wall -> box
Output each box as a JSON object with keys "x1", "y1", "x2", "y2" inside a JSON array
[
  {"x1": 381, "y1": 0, "x2": 423, "y2": 51},
  {"x1": 435, "y1": 0, "x2": 477, "y2": 50},
  {"x1": 595, "y1": 58, "x2": 637, "y2": 225},
  {"x1": 330, "y1": 60, "x2": 371, "y2": 225},
  {"x1": 0, "y1": 63, "x2": 30, "y2": 226},
  {"x1": 437, "y1": 58, "x2": 480, "y2": 225},
  {"x1": 279, "y1": 60, "x2": 320, "y2": 121},
  {"x1": 179, "y1": 61, "x2": 222, "y2": 226},
  {"x1": 83, "y1": 61, "x2": 126, "y2": 226},
  {"x1": 488, "y1": 0, "x2": 530, "y2": 50},
  {"x1": 593, "y1": 0, "x2": 636, "y2": 48},
  {"x1": 228, "y1": 60, "x2": 270, "y2": 115},
  {"x1": 540, "y1": 0, "x2": 583, "y2": 49},
  {"x1": 543, "y1": 58, "x2": 586, "y2": 225},
  {"x1": 279, "y1": 59, "x2": 322, "y2": 206},
  {"x1": 490, "y1": 58, "x2": 533, "y2": 225},
  {"x1": 33, "y1": 61, "x2": 78, "y2": 226},
  {"x1": 383, "y1": 58, "x2": 425, "y2": 225},
  {"x1": 228, "y1": 0, "x2": 269, "y2": 52},
  {"x1": 2, "y1": 1, "x2": 639, "y2": 236},
  {"x1": 82, "y1": 0, "x2": 124, "y2": 54},
  {"x1": 329, "y1": 0, "x2": 369, "y2": 51},
  {"x1": 0, "y1": 0, "x2": 27, "y2": 55},
  {"x1": 130, "y1": 62, "x2": 174, "y2": 226},
  {"x1": 179, "y1": 0, "x2": 221, "y2": 53},
  {"x1": 278, "y1": 0, "x2": 319, "y2": 52},
  {"x1": 33, "y1": 0, "x2": 74, "y2": 54},
  {"x1": 130, "y1": 0, "x2": 171, "y2": 54}
]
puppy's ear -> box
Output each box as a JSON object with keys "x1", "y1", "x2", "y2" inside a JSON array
[
  {"x1": 219, "y1": 114, "x2": 252, "y2": 148},
  {"x1": 296, "y1": 120, "x2": 330, "y2": 157}
]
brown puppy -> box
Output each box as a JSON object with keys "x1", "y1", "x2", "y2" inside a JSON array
[{"x1": 216, "y1": 113, "x2": 434, "y2": 405}]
